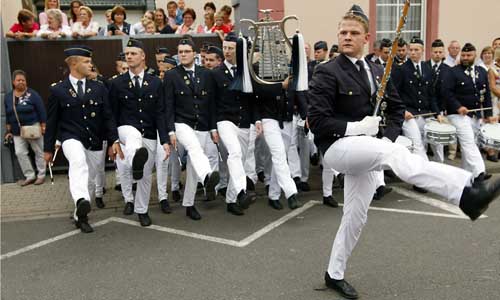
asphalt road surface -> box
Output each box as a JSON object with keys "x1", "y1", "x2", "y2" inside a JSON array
[{"x1": 2, "y1": 181, "x2": 500, "y2": 300}]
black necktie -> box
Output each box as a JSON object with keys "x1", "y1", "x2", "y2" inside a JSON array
[
  {"x1": 186, "y1": 70, "x2": 194, "y2": 81},
  {"x1": 432, "y1": 63, "x2": 438, "y2": 74},
  {"x1": 134, "y1": 75, "x2": 141, "y2": 92},
  {"x1": 355, "y1": 60, "x2": 370, "y2": 92},
  {"x1": 416, "y1": 64, "x2": 422, "y2": 78},
  {"x1": 77, "y1": 80, "x2": 84, "y2": 99},
  {"x1": 231, "y1": 66, "x2": 237, "y2": 77}
]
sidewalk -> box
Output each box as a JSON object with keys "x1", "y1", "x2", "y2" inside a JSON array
[{"x1": 2, "y1": 157, "x2": 500, "y2": 221}]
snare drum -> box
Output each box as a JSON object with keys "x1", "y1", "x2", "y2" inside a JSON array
[
  {"x1": 395, "y1": 135, "x2": 414, "y2": 152},
  {"x1": 424, "y1": 120, "x2": 457, "y2": 145},
  {"x1": 479, "y1": 123, "x2": 500, "y2": 150}
]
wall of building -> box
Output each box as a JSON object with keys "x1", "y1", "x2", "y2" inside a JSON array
[
  {"x1": 283, "y1": 0, "x2": 370, "y2": 52},
  {"x1": 438, "y1": 0, "x2": 499, "y2": 51}
]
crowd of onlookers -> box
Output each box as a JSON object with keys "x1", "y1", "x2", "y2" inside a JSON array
[{"x1": 6, "y1": 0, "x2": 235, "y2": 41}]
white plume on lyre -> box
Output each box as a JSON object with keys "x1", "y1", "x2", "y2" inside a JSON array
[{"x1": 241, "y1": 36, "x2": 253, "y2": 93}]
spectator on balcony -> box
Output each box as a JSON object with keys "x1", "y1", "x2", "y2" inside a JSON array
[
  {"x1": 4, "y1": 70, "x2": 47, "y2": 187},
  {"x1": 197, "y1": 12, "x2": 214, "y2": 34},
  {"x1": 204, "y1": 2, "x2": 216, "y2": 15},
  {"x1": 37, "y1": 8, "x2": 71, "y2": 39},
  {"x1": 39, "y1": 0, "x2": 68, "y2": 26},
  {"x1": 219, "y1": 5, "x2": 234, "y2": 31},
  {"x1": 154, "y1": 8, "x2": 174, "y2": 34},
  {"x1": 166, "y1": 1, "x2": 179, "y2": 31},
  {"x1": 131, "y1": 10, "x2": 154, "y2": 35},
  {"x1": 478, "y1": 46, "x2": 495, "y2": 71},
  {"x1": 68, "y1": 0, "x2": 83, "y2": 26},
  {"x1": 6, "y1": 9, "x2": 39, "y2": 39},
  {"x1": 211, "y1": 11, "x2": 231, "y2": 41},
  {"x1": 71, "y1": 6, "x2": 98, "y2": 38},
  {"x1": 176, "y1": 0, "x2": 186, "y2": 25},
  {"x1": 98, "y1": 9, "x2": 112, "y2": 36},
  {"x1": 107, "y1": 5, "x2": 131, "y2": 36},
  {"x1": 175, "y1": 8, "x2": 197, "y2": 35},
  {"x1": 144, "y1": 20, "x2": 159, "y2": 35}
]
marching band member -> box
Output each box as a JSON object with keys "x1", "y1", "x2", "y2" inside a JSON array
[
  {"x1": 164, "y1": 38, "x2": 220, "y2": 220},
  {"x1": 109, "y1": 38, "x2": 170, "y2": 226},
  {"x1": 308, "y1": 6, "x2": 500, "y2": 299},
  {"x1": 442, "y1": 43, "x2": 493, "y2": 182},
  {"x1": 44, "y1": 45, "x2": 122, "y2": 233}
]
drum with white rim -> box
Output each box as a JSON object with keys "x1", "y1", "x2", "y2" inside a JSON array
[
  {"x1": 424, "y1": 119, "x2": 457, "y2": 145},
  {"x1": 479, "y1": 123, "x2": 500, "y2": 150},
  {"x1": 395, "y1": 135, "x2": 414, "y2": 152}
]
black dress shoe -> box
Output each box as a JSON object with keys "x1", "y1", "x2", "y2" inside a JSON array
[
  {"x1": 258, "y1": 171, "x2": 265, "y2": 183},
  {"x1": 132, "y1": 182, "x2": 137, "y2": 191},
  {"x1": 336, "y1": 174, "x2": 345, "y2": 188},
  {"x1": 293, "y1": 177, "x2": 301, "y2": 190},
  {"x1": 413, "y1": 185, "x2": 428, "y2": 194},
  {"x1": 323, "y1": 196, "x2": 339, "y2": 207},
  {"x1": 204, "y1": 172, "x2": 220, "y2": 201},
  {"x1": 95, "y1": 197, "x2": 105, "y2": 209},
  {"x1": 186, "y1": 206, "x2": 202, "y2": 220},
  {"x1": 324, "y1": 272, "x2": 359, "y2": 299},
  {"x1": 474, "y1": 172, "x2": 492, "y2": 186},
  {"x1": 123, "y1": 202, "x2": 134, "y2": 215},
  {"x1": 160, "y1": 199, "x2": 172, "y2": 214},
  {"x1": 299, "y1": 182, "x2": 311, "y2": 192},
  {"x1": 287, "y1": 194, "x2": 302, "y2": 209},
  {"x1": 460, "y1": 178, "x2": 500, "y2": 221},
  {"x1": 310, "y1": 153, "x2": 319, "y2": 166},
  {"x1": 172, "y1": 190, "x2": 181, "y2": 202},
  {"x1": 218, "y1": 187, "x2": 227, "y2": 197},
  {"x1": 237, "y1": 190, "x2": 251, "y2": 209},
  {"x1": 75, "y1": 217, "x2": 94, "y2": 233},
  {"x1": 227, "y1": 203, "x2": 244, "y2": 216},
  {"x1": 138, "y1": 213, "x2": 152, "y2": 226},
  {"x1": 268, "y1": 199, "x2": 283, "y2": 210},
  {"x1": 246, "y1": 177, "x2": 255, "y2": 191},
  {"x1": 114, "y1": 184, "x2": 122, "y2": 191},
  {"x1": 373, "y1": 185, "x2": 393, "y2": 200},
  {"x1": 76, "y1": 198, "x2": 91, "y2": 220},
  {"x1": 132, "y1": 147, "x2": 149, "y2": 180},
  {"x1": 486, "y1": 154, "x2": 498, "y2": 162}
]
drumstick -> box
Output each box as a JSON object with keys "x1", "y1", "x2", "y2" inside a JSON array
[
  {"x1": 49, "y1": 147, "x2": 59, "y2": 185},
  {"x1": 175, "y1": 146, "x2": 182, "y2": 167},
  {"x1": 467, "y1": 107, "x2": 493, "y2": 113},
  {"x1": 413, "y1": 112, "x2": 438, "y2": 118},
  {"x1": 215, "y1": 143, "x2": 223, "y2": 162}
]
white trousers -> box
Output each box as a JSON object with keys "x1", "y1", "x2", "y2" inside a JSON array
[
  {"x1": 255, "y1": 132, "x2": 272, "y2": 185},
  {"x1": 324, "y1": 136, "x2": 472, "y2": 280},
  {"x1": 447, "y1": 115, "x2": 485, "y2": 178},
  {"x1": 262, "y1": 119, "x2": 298, "y2": 200},
  {"x1": 288, "y1": 114, "x2": 311, "y2": 182},
  {"x1": 94, "y1": 140, "x2": 107, "y2": 197},
  {"x1": 175, "y1": 123, "x2": 213, "y2": 207},
  {"x1": 13, "y1": 135, "x2": 46, "y2": 180},
  {"x1": 215, "y1": 140, "x2": 229, "y2": 191},
  {"x1": 156, "y1": 132, "x2": 169, "y2": 201},
  {"x1": 116, "y1": 125, "x2": 157, "y2": 214},
  {"x1": 244, "y1": 124, "x2": 258, "y2": 184},
  {"x1": 402, "y1": 117, "x2": 444, "y2": 163},
  {"x1": 62, "y1": 139, "x2": 101, "y2": 204},
  {"x1": 218, "y1": 121, "x2": 251, "y2": 203},
  {"x1": 169, "y1": 143, "x2": 184, "y2": 191}
]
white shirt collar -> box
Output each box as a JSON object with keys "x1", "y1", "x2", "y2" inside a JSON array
[
  {"x1": 183, "y1": 64, "x2": 195, "y2": 73},
  {"x1": 128, "y1": 70, "x2": 144, "y2": 81},
  {"x1": 345, "y1": 55, "x2": 369, "y2": 69},
  {"x1": 69, "y1": 75, "x2": 86, "y2": 90},
  {"x1": 224, "y1": 60, "x2": 236, "y2": 75},
  {"x1": 431, "y1": 60, "x2": 441, "y2": 68}
]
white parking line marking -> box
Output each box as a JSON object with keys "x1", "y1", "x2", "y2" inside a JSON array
[{"x1": 1, "y1": 195, "x2": 475, "y2": 260}]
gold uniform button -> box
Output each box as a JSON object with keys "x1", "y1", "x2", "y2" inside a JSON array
[
  {"x1": 139, "y1": 109, "x2": 142, "y2": 112},
  {"x1": 348, "y1": 91, "x2": 353, "y2": 96},
  {"x1": 125, "y1": 95, "x2": 128, "y2": 99},
  {"x1": 91, "y1": 112, "x2": 96, "y2": 117},
  {"x1": 89, "y1": 100, "x2": 94, "y2": 105},
  {"x1": 67, "y1": 104, "x2": 70, "y2": 107},
  {"x1": 82, "y1": 104, "x2": 85, "y2": 108},
  {"x1": 140, "y1": 120, "x2": 143, "y2": 123},
  {"x1": 89, "y1": 137, "x2": 92, "y2": 141},
  {"x1": 84, "y1": 116, "x2": 87, "y2": 119}
]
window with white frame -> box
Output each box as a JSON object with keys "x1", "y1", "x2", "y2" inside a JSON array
[{"x1": 376, "y1": 0, "x2": 426, "y2": 43}]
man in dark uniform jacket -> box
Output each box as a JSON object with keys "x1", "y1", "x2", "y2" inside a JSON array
[
  {"x1": 44, "y1": 46, "x2": 122, "y2": 233},
  {"x1": 212, "y1": 34, "x2": 256, "y2": 215},
  {"x1": 374, "y1": 38, "x2": 392, "y2": 66},
  {"x1": 307, "y1": 40, "x2": 328, "y2": 81},
  {"x1": 164, "y1": 38, "x2": 220, "y2": 221},
  {"x1": 108, "y1": 39, "x2": 170, "y2": 227},
  {"x1": 441, "y1": 42, "x2": 493, "y2": 181},
  {"x1": 426, "y1": 39, "x2": 450, "y2": 113},
  {"x1": 394, "y1": 38, "x2": 408, "y2": 66},
  {"x1": 392, "y1": 36, "x2": 443, "y2": 165},
  {"x1": 308, "y1": 6, "x2": 500, "y2": 299}
]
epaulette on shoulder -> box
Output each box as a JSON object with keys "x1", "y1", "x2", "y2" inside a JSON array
[
  {"x1": 50, "y1": 80, "x2": 62, "y2": 87},
  {"x1": 109, "y1": 74, "x2": 119, "y2": 81}
]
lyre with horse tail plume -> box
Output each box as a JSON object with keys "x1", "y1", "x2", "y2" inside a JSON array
[{"x1": 241, "y1": 9, "x2": 307, "y2": 86}]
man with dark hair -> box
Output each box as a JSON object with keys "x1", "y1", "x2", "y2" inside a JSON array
[
  {"x1": 308, "y1": 41, "x2": 329, "y2": 81},
  {"x1": 44, "y1": 46, "x2": 122, "y2": 233},
  {"x1": 375, "y1": 38, "x2": 392, "y2": 66},
  {"x1": 394, "y1": 38, "x2": 408, "y2": 65},
  {"x1": 164, "y1": 38, "x2": 220, "y2": 220},
  {"x1": 329, "y1": 44, "x2": 339, "y2": 60},
  {"x1": 492, "y1": 37, "x2": 500, "y2": 50},
  {"x1": 308, "y1": 5, "x2": 500, "y2": 299},
  {"x1": 442, "y1": 42, "x2": 493, "y2": 182},
  {"x1": 204, "y1": 45, "x2": 223, "y2": 69},
  {"x1": 109, "y1": 39, "x2": 171, "y2": 226},
  {"x1": 366, "y1": 39, "x2": 381, "y2": 62}
]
